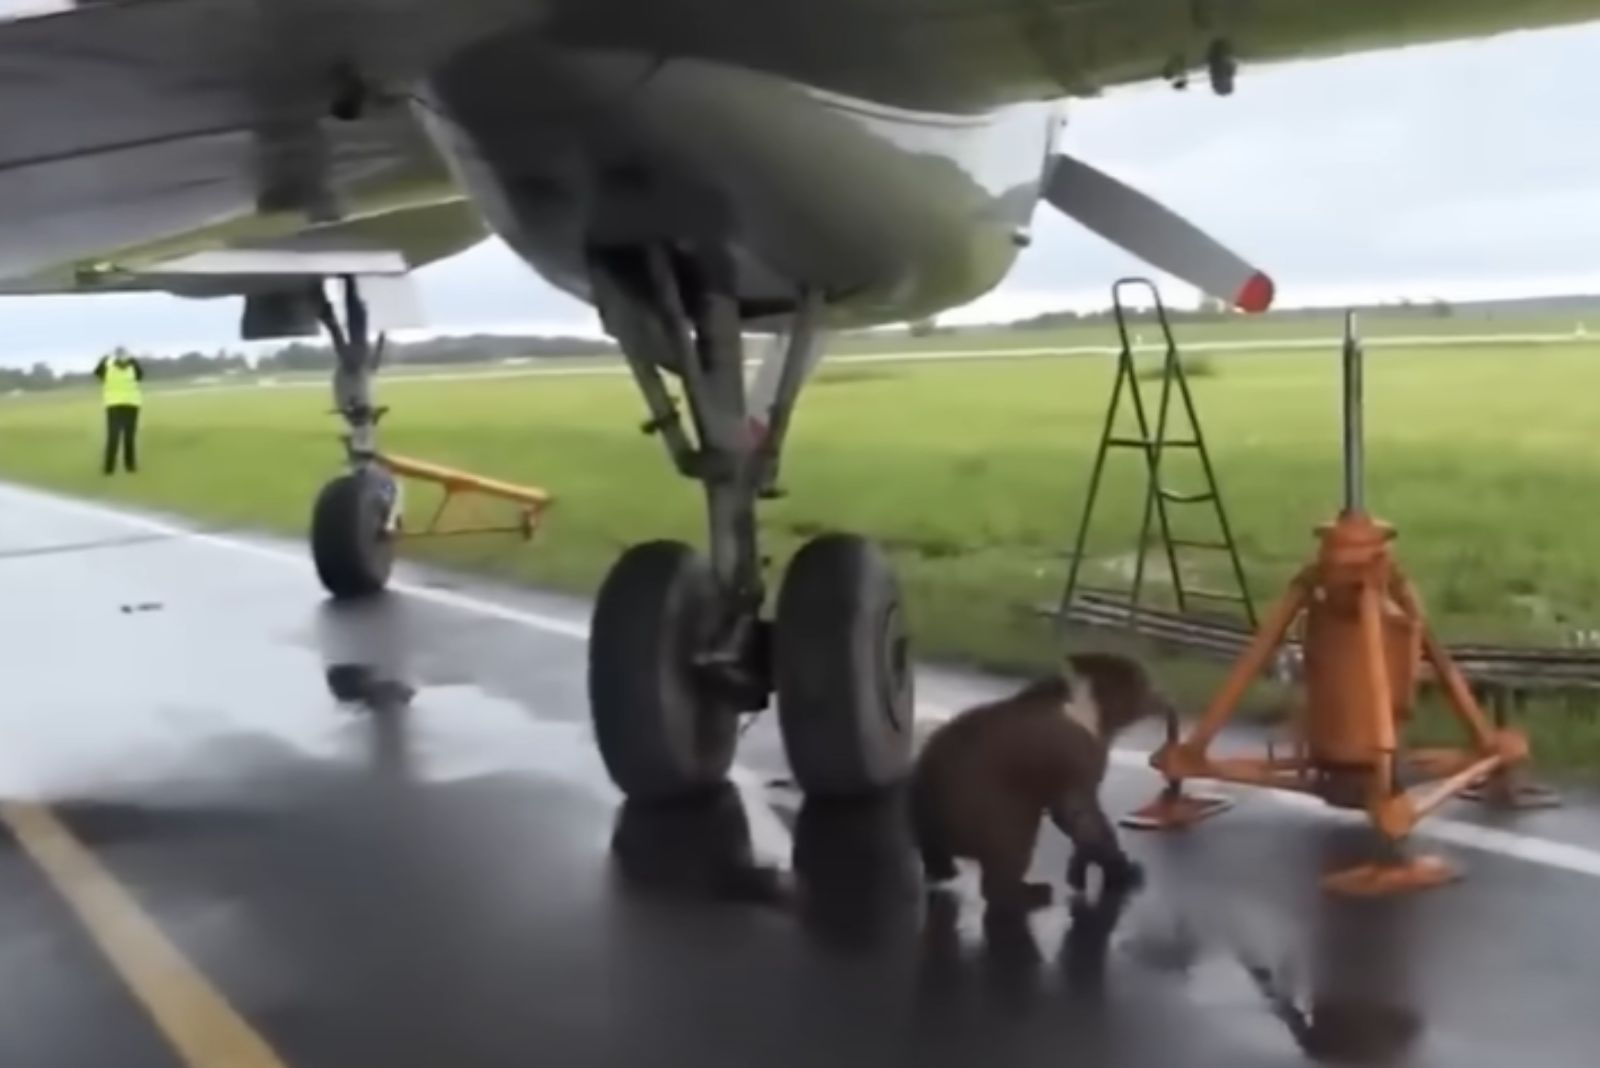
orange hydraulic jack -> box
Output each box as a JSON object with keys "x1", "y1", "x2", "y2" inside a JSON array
[
  {"x1": 378, "y1": 452, "x2": 554, "y2": 542},
  {"x1": 1121, "y1": 314, "x2": 1531, "y2": 897}
]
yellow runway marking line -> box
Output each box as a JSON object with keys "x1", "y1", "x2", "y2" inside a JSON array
[{"x1": 0, "y1": 800, "x2": 292, "y2": 1068}]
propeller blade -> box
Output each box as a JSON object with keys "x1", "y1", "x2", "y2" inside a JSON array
[{"x1": 1043, "y1": 153, "x2": 1274, "y2": 313}]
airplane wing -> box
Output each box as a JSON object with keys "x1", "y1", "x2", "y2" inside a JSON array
[
  {"x1": 0, "y1": 0, "x2": 503, "y2": 300},
  {"x1": 5, "y1": 0, "x2": 1599, "y2": 327}
]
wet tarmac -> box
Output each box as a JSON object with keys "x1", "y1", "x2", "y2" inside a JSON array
[{"x1": 2, "y1": 480, "x2": 1599, "y2": 1068}]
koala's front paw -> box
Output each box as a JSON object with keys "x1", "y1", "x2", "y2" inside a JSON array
[
  {"x1": 1069, "y1": 850, "x2": 1145, "y2": 898},
  {"x1": 1103, "y1": 853, "x2": 1145, "y2": 893}
]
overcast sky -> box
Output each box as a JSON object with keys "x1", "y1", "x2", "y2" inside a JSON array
[{"x1": 6, "y1": 19, "x2": 1600, "y2": 369}]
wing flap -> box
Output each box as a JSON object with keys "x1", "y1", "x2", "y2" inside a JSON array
[{"x1": 0, "y1": 0, "x2": 510, "y2": 287}]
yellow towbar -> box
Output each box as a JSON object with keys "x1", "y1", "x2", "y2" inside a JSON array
[{"x1": 377, "y1": 452, "x2": 553, "y2": 541}]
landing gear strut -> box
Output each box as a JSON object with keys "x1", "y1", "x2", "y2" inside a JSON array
[
  {"x1": 309, "y1": 277, "x2": 399, "y2": 599},
  {"x1": 586, "y1": 245, "x2": 914, "y2": 802}
]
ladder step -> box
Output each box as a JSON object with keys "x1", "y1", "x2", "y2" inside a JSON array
[
  {"x1": 1060, "y1": 282, "x2": 1256, "y2": 628},
  {"x1": 1106, "y1": 437, "x2": 1201, "y2": 449},
  {"x1": 1186, "y1": 589, "x2": 1249, "y2": 604}
]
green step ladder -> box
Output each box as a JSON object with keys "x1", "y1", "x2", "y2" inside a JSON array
[{"x1": 1055, "y1": 277, "x2": 1257, "y2": 632}]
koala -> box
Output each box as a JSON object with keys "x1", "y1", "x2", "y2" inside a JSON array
[{"x1": 909, "y1": 652, "x2": 1173, "y2": 911}]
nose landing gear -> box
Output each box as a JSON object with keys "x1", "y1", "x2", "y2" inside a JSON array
[{"x1": 308, "y1": 277, "x2": 400, "y2": 600}]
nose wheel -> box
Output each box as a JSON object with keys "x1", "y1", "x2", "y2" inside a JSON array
[
  {"x1": 310, "y1": 468, "x2": 397, "y2": 599},
  {"x1": 306, "y1": 276, "x2": 397, "y2": 601}
]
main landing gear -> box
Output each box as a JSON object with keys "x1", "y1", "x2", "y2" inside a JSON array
[
  {"x1": 308, "y1": 277, "x2": 401, "y2": 599},
  {"x1": 585, "y1": 245, "x2": 915, "y2": 803}
]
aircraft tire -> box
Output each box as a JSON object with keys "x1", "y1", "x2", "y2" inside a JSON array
[
  {"x1": 588, "y1": 540, "x2": 739, "y2": 801},
  {"x1": 774, "y1": 533, "x2": 915, "y2": 798},
  {"x1": 310, "y1": 470, "x2": 395, "y2": 599}
]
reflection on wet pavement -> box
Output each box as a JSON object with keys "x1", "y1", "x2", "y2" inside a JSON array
[
  {"x1": 611, "y1": 788, "x2": 791, "y2": 906},
  {"x1": 2, "y1": 482, "x2": 1599, "y2": 1068}
]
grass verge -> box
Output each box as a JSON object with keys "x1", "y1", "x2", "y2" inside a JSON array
[{"x1": 4, "y1": 339, "x2": 1599, "y2": 776}]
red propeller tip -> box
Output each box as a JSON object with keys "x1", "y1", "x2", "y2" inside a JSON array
[{"x1": 1235, "y1": 272, "x2": 1275, "y2": 314}]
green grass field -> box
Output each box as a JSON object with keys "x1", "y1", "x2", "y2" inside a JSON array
[
  {"x1": 840, "y1": 311, "x2": 1596, "y2": 352},
  {"x1": 5, "y1": 334, "x2": 1600, "y2": 773}
]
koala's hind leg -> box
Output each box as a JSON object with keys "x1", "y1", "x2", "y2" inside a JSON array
[
  {"x1": 910, "y1": 782, "x2": 958, "y2": 882},
  {"x1": 919, "y1": 838, "x2": 958, "y2": 883},
  {"x1": 1050, "y1": 791, "x2": 1143, "y2": 896},
  {"x1": 977, "y1": 804, "x2": 1051, "y2": 913}
]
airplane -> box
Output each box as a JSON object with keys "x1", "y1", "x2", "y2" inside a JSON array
[{"x1": 4, "y1": 0, "x2": 1598, "y2": 810}]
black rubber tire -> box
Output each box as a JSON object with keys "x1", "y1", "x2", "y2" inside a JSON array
[
  {"x1": 774, "y1": 533, "x2": 915, "y2": 797},
  {"x1": 310, "y1": 471, "x2": 395, "y2": 599},
  {"x1": 589, "y1": 541, "x2": 740, "y2": 801}
]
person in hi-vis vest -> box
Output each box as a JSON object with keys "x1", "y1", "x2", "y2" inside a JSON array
[{"x1": 93, "y1": 349, "x2": 145, "y2": 474}]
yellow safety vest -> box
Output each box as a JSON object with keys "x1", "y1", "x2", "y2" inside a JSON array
[{"x1": 102, "y1": 360, "x2": 142, "y2": 407}]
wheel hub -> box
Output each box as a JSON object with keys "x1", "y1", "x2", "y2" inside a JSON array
[
  {"x1": 366, "y1": 468, "x2": 402, "y2": 539},
  {"x1": 875, "y1": 603, "x2": 909, "y2": 732},
  {"x1": 692, "y1": 617, "x2": 772, "y2": 712}
]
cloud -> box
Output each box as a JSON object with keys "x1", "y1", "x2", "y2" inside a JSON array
[
  {"x1": 6, "y1": 18, "x2": 1600, "y2": 367},
  {"x1": 989, "y1": 20, "x2": 1600, "y2": 309}
]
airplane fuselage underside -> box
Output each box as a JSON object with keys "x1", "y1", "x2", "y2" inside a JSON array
[{"x1": 419, "y1": 40, "x2": 1057, "y2": 330}]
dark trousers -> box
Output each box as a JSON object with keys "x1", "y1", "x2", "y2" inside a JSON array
[{"x1": 103, "y1": 405, "x2": 140, "y2": 473}]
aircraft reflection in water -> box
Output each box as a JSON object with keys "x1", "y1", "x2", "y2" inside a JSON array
[
  {"x1": 313, "y1": 599, "x2": 1424, "y2": 1066},
  {"x1": 607, "y1": 783, "x2": 1431, "y2": 1066},
  {"x1": 1114, "y1": 834, "x2": 1427, "y2": 1066},
  {"x1": 607, "y1": 781, "x2": 1138, "y2": 969},
  {"x1": 319, "y1": 600, "x2": 422, "y2": 786},
  {"x1": 1236, "y1": 842, "x2": 1425, "y2": 1064}
]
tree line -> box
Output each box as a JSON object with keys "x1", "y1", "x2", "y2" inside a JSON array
[{"x1": 0, "y1": 333, "x2": 618, "y2": 394}]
